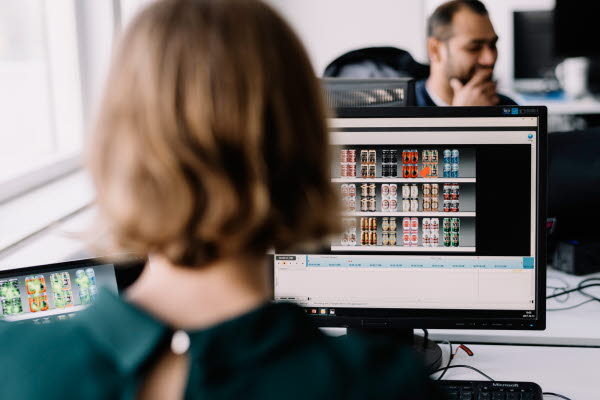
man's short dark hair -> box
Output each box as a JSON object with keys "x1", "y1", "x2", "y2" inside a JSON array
[{"x1": 427, "y1": 0, "x2": 488, "y2": 41}]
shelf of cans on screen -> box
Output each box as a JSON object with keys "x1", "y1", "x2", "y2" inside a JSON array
[
  {"x1": 330, "y1": 246, "x2": 476, "y2": 252},
  {"x1": 2, "y1": 305, "x2": 86, "y2": 322},
  {"x1": 343, "y1": 212, "x2": 475, "y2": 217},
  {"x1": 332, "y1": 178, "x2": 476, "y2": 183}
]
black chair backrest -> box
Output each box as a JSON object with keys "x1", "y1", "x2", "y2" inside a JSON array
[{"x1": 323, "y1": 47, "x2": 430, "y2": 80}]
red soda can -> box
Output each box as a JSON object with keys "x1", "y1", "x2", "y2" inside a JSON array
[
  {"x1": 402, "y1": 165, "x2": 410, "y2": 178},
  {"x1": 410, "y1": 165, "x2": 418, "y2": 178},
  {"x1": 348, "y1": 184, "x2": 356, "y2": 197},
  {"x1": 443, "y1": 184, "x2": 451, "y2": 199},
  {"x1": 402, "y1": 150, "x2": 410, "y2": 164},
  {"x1": 402, "y1": 217, "x2": 411, "y2": 231},
  {"x1": 341, "y1": 164, "x2": 348, "y2": 178},
  {"x1": 411, "y1": 149, "x2": 419, "y2": 164},
  {"x1": 451, "y1": 199, "x2": 459, "y2": 212},
  {"x1": 349, "y1": 163, "x2": 357, "y2": 177},
  {"x1": 443, "y1": 199, "x2": 451, "y2": 212},
  {"x1": 410, "y1": 232, "x2": 419, "y2": 246},
  {"x1": 348, "y1": 149, "x2": 356, "y2": 163},
  {"x1": 403, "y1": 232, "x2": 411, "y2": 246},
  {"x1": 410, "y1": 217, "x2": 419, "y2": 231},
  {"x1": 451, "y1": 183, "x2": 460, "y2": 199},
  {"x1": 341, "y1": 184, "x2": 349, "y2": 197},
  {"x1": 341, "y1": 150, "x2": 348, "y2": 163}
]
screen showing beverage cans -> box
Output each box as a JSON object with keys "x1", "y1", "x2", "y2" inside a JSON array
[
  {"x1": 274, "y1": 114, "x2": 542, "y2": 322},
  {"x1": 0, "y1": 264, "x2": 118, "y2": 323}
]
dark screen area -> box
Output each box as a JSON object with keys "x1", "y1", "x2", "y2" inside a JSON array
[
  {"x1": 475, "y1": 145, "x2": 532, "y2": 256},
  {"x1": 513, "y1": 11, "x2": 557, "y2": 79}
]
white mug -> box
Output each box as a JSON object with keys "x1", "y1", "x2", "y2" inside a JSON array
[{"x1": 555, "y1": 57, "x2": 589, "y2": 99}]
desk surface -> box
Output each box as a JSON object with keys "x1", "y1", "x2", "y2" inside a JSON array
[
  {"x1": 431, "y1": 344, "x2": 600, "y2": 400},
  {"x1": 430, "y1": 269, "x2": 600, "y2": 347}
]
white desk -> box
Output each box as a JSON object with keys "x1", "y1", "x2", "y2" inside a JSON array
[
  {"x1": 429, "y1": 269, "x2": 600, "y2": 347},
  {"x1": 431, "y1": 344, "x2": 600, "y2": 400}
]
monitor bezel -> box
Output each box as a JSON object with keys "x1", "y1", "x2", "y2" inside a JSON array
[{"x1": 273, "y1": 106, "x2": 547, "y2": 331}]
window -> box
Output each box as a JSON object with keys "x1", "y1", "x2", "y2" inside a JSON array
[{"x1": 0, "y1": 0, "x2": 83, "y2": 203}]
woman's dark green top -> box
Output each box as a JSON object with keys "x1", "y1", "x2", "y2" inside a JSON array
[{"x1": 0, "y1": 290, "x2": 444, "y2": 400}]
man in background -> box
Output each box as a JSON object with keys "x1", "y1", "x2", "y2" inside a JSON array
[{"x1": 416, "y1": 0, "x2": 516, "y2": 106}]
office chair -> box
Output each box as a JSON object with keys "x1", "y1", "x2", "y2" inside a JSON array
[{"x1": 323, "y1": 47, "x2": 430, "y2": 79}]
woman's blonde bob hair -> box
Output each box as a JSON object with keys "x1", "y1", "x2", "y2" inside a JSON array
[{"x1": 88, "y1": 0, "x2": 340, "y2": 266}]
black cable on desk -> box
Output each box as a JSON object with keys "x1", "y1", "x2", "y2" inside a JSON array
[
  {"x1": 548, "y1": 298, "x2": 596, "y2": 311},
  {"x1": 546, "y1": 283, "x2": 600, "y2": 300},
  {"x1": 436, "y1": 341, "x2": 453, "y2": 381},
  {"x1": 431, "y1": 364, "x2": 495, "y2": 382},
  {"x1": 542, "y1": 392, "x2": 572, "y2": 400}
]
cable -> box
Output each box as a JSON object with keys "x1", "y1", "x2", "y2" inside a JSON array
[
  {"x1": 546, "y1": 283, "x2": 600, "y2": 300},
  {"x1": 548, "y1": 298, "x2": 596, "y2": 311},
  {"x1": 542, "y1": 392, "x2": 572, "y2": 400},
  {"x1": 431, "y1": 365, "x2": 495, "y2": 382},
  {"x1": 436, "y1": 341, "x2": 452, "y2": 381},
  {"x1": 422, "y1": 329, "x2": 429, "y2": 350}
]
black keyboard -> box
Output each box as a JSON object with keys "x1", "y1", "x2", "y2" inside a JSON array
[{"x1": 436, "y1": 380, "x2": 543, "y2": 400}]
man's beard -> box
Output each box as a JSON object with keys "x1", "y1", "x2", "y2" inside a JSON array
[{"x1": 446, "y1": 63, "x2": 493, "y2": 85}]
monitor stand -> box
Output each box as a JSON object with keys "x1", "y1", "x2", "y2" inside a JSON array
[{"x1": 347, "y1": 328, "x2": 443, "y2": 373}]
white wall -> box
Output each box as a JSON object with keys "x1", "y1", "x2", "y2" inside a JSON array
[
  {"x1": 265, "y1": 0, "x2": 427, "y2": 75},
  {"x1": 269, "y1": 0, "x2": 555, "y2": 89}
]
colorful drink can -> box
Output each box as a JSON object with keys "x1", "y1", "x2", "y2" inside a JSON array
[
  {"x1": 390, "y1": 149, "x2": 398, "y2": 163},
  {"x1": 431, "y1": 150, "x2": 439, "y2": 162},
  {"x1": 349, "y1": 163, "x2": 357, "y2": 177},
  {"x1": 50, "y1": 273, "x2": 62, "y2": 292},
  {"x1": 389, "y1": 184, "x2": 398, "y2": 197},
  {"x1": 410, "y1": 165, "x2": 418, "y2": 178},
  {"x1": 410, "y1": 184, "x2": 419, "y2": 199},
  {"x1": 390, "y1": 164, "x2": 398, "y2": 177},
  {"x1": 422, "y1": 218, "x2": 431, "y2": 230},
  {"x1": 402, "y1": 149, "x2": 410, "y2": 164},
  {"x1": 431, "y1": 183, "x2": 439, "y2": 197},
  {"x1": 349, "y1": 232, "x2": 357, "y2": 246},
  {"x1": 422, "y1": 150, "x2": 431, "y2": 162},
  {"x1": 360, "y1": 217, "x2": 368, "y2": 231},
  {"x1": 443, "y1": 149, "x2": 451, "y2": 163},
  {"x1": 382, "y1": 232, "x2": 389, "y2": 246},
  {"x1": 402, "y1": 199, "x2": 411, "y2": 212},
  {"x1": 451, "y1": 183, "x2": 460, "y2": 199},
  {"x1": 340, "y1": 149, "x2": 348, "y2": 163},
  {"x1": 360, "y1": 164, "x2": 368, "y2": 178},
  {"x1": 443, "y1": 184, "x2": 451, "y2": 199},
  {"x1": 382, "y1": 164, "x2": 390, "y2": 177},
  {"x1": 389, "y1": 217, "x2": 397, "y2": 231},
  {"x1": 28, "y1": 294, "x2": 49, "y2": 312},
  {"x1": 348, "y1": 184, "x2": 356, "y2": 197},
  {"x1": 368, "y1": 150, "x2": 376, "y2": 165},
  {"x1": 443, "y1": 232, "x2": 451, "y2": 247},
  {"x1": 389, "y1": 232, "x2": 397, "y2": 246},
  {"x1": 389, "y1": 198, "x2": 397, "y2": 211},
  {"x1": 443, "y1": 218, "x2": 451, "y2": 232},
  {"x1": 382, "y1": 150, "x2": 389, "y2": 164},
  {"x1": 411, "y1": 149, "x2": 419, "y2": 164},
  {"x1": 368, "y1": 197, "x2": 377, "y2": 212},
  {"x1": 431, "y1": 231, "x2": 439, "y2": 247},
  {"x1": 443, "y1": 199, "x2": 451, "y2": 212},
  {"x1": 402, "y1": 217, "x2": 411, "y2": 231},
  {"x1": 431, "y1": 198, "x2": 439, "y2": 211},
  {"x1": 410, "y1": 232, "x2": 419, "y2": 246},
  {"x1": 360, "y1": 198, "x2": 368, "y2": 212},
  {"x1": 422, "y1": 197, "x2": 431, "y2": 212},
  {"x1": 410, "y1": 199, "x2": 419, "y2": 212},
  {"x1": 369, "y1": 231, "x2": 378, "y2": 246},
  {"x1": 341, "y1": 184, "x2": 349, "y2": 197},
  {"x1": 431, "y1": 218, "x2": 440, "y2": 231},
  {"x1": 382, "y1": 217, "x2": 389, "y2": 232},
  {"x1": 368, "y1": 165, "x2": 376, "y2": 178},
  {"x1": 451, "y1": 199, "x2": 459, "y2": 212},
  {"x1": 451, "y1": 232, "x2": 460, "y2": 247},
  {"x1": 422, "y1": 183, "x2": 431, "y2": 197},
  {"x1": 401, "y1": 184, "x2": 410, "y2": 199},
  {"x1": 451, "y1": 217, "x2": 460, "y2": 232},
  {"x1": 451, "y1": 163, "x2": 459, "y2": 178},
  {"x1": 361, "y1": 183, "x2": 369, "y2": 197},
  {"x1": 443, "y1": 163, "x2": 451, "y2": 178},
  {"x1": 381, "y1": 184, "x2": 390, "y2": 197},
  {"x1": 430, "y1": 163, "x2": 438, "y2": 178},
  {"x1": 402, "y1": 165, "x2": 410, "y2": 178},
  {"x1": 369, "y1": 217, "x2": 377, "y2": 231},
  {"x1": 361, "y1": 231, "x2": 369, "y2": 246},
  {"x1": 348, "y1": 149, "x2": 356, "y2": 163},
  {"x1": 451, "y1": 149, "x2": 460, "y2": 164},
  {"x1": 382, "y1": 198, "x2": 390, "y2": 211},
  {"x1": 422, "y1": 230, "x2": 431, "y2": 247},
  {"x1": 410, "y1": 217, "x2": 419, "y2": 231},
  {"x1": 368, "y1": 183, "x2": 376, "y2": 197},
  {"x1": 361, "y1": 150, "x2": 368, "y2": 164},
  {"x1": 403, "y1": 232, "x2": 411, "y2": 246}
]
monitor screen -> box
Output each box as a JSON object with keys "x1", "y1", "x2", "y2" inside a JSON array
[
  {"x1": 273, "y1": 107, "x2": 546, "y2": 330},
  {"x1": 513, "y1": 10, "x2": 557, "y2": 80},
  {"x1": 0, "y1": 256, "x2": 145, "y2": 324}
]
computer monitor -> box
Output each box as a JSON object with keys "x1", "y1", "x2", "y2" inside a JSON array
[
  {"x1": 322, "y1": 78, "x2": 415, "y2": 109},
  {"x1": 513, "y1": 10, "x2": 560, "y2": 93},
  {"x1": 554, "y1": 1, "x2": 600, "y2": 58},
  {"x1": 273, "y1": 106, "x2": 547, "y2": 369},
  {"x1": 0, "y1": 256, "x2": 145, "y2": 323}
]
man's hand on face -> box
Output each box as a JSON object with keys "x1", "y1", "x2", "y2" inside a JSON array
[{"x1": 449, "y1": 69, "x2": 499, "y2": 106}]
